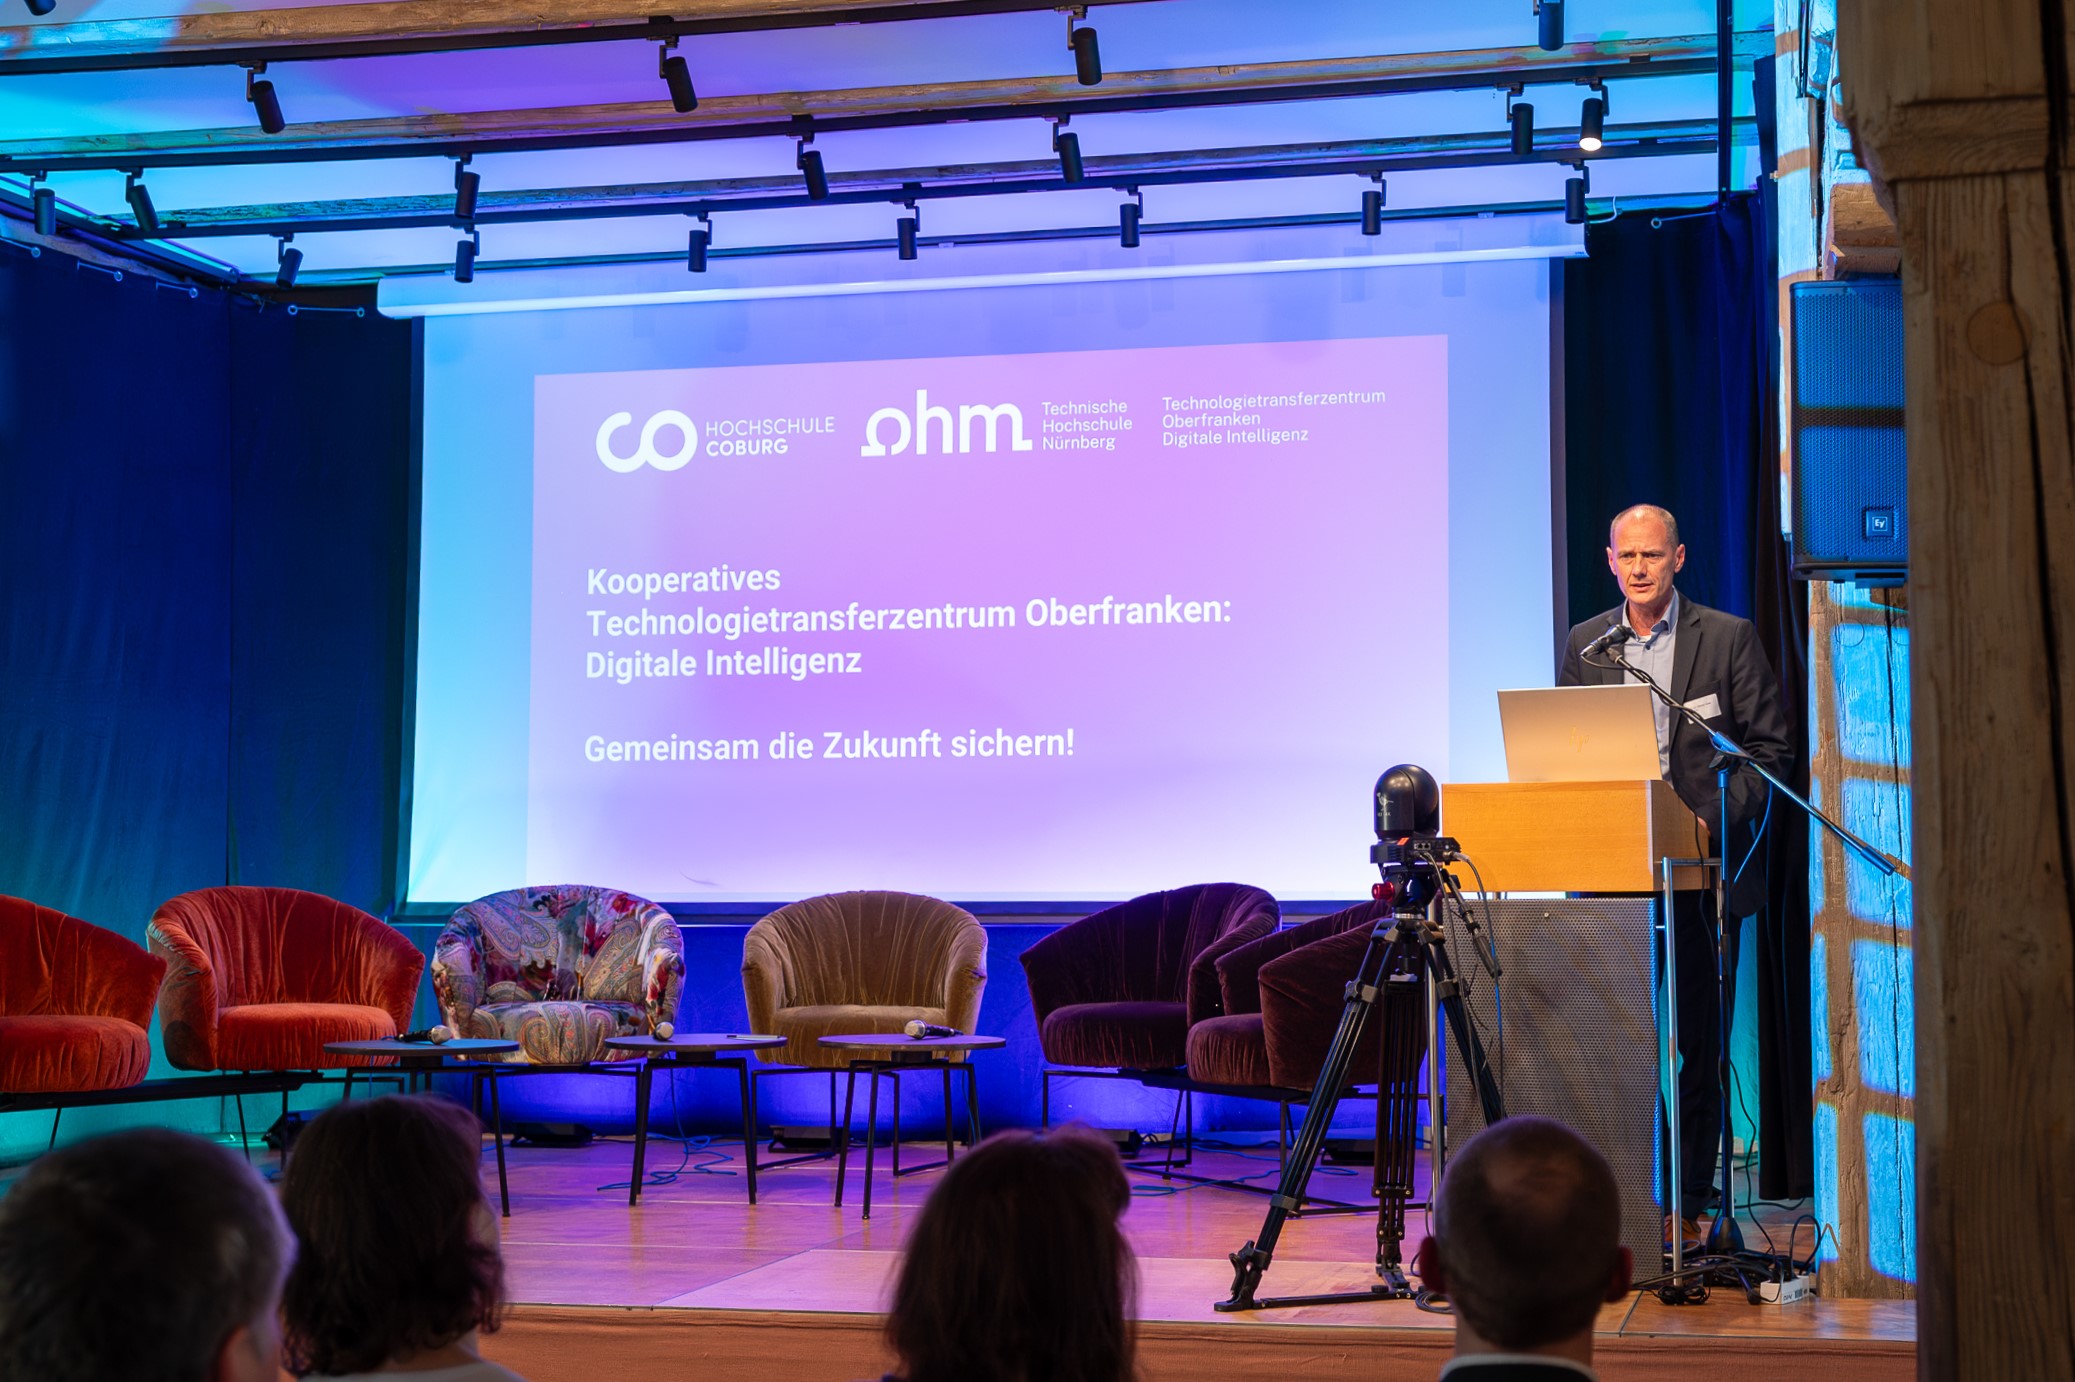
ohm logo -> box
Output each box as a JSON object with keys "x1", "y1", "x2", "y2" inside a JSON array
[
  {"x1": 596, "y1": 411, "x2": 699, "y2": 472},
  {"x1": 860, "y1": 390, "x2": 1034, "y2": 456}
]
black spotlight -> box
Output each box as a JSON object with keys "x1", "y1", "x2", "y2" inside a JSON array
[
  {"x1": 661, "y1": 52, "x2": 697, "y2": 114},
  {"x1": 31, "y1": 184, "x2": 55, "y2": 237},
  {"x1": 247, "y1": 71, "x2": 286, "y2": 134},
  {"x1": 1578, "y1": 96, "x2": 1605, "y2": 151},
  {"x1": 26, "y1": 0, "x2": 57, "y2": 15},
  {"x1": 896, "y1": 213, "x2": 918, "y2": 260},
  {"x1": 687, "y1": 221, "x2": 710, "y2": 272},
  {"x1": 1070, "y1": 23, "x2": 1101, "y2": 85},
  {"x1": 455, "y1": 235, "x2": 477, "y2": 283},
  {"x1": 799, "y1": 147, "x2": 829, "y2": 200},
  {"x1": 276, "y1": 242, "x2": 302, "y2": 288},
  {"x1": 1119, "y1": 199, "x2": 1141, "y2": 249},
  {"x1": 124, "y1": 173, "x2": 158, "y2": 234},
  {"x1": 1056, "y1": 129, "x2": 1084, "y2": 183},
  {"x1": 1510, "y1": 102, "x2": 1535, "y2": 157},
  {"x1": 454, "y1": 165, "x2": 480, "y2": 222},
  {"x1": 1537, "y1": 0, "x2": 1564, "y2": 51},
  {"x1": 1361, "y1": 186, "x2": 1384, "y2": 236},
  {"x1": 1564, "y1": 175, "x2": 1587, "y2": 224}
]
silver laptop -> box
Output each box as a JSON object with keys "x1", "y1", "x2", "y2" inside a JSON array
[{"x1": 1497, "y1": 685, "x2": 1663, "y2": 782}]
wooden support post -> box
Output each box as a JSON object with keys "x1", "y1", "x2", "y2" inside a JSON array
[{"x1": 1836, "y1": 1, "x2": 2075, "y2": 1373}]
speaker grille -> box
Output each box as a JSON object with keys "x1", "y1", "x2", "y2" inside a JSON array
[
  {"x1": 1790, "y1": 279, "x2": 1907, "y2": 579},
  {"x1": 1442, "y1": 897, "x2": 1662, "y2": 1266}
]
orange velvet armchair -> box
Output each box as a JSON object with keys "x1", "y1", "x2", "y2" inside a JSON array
[
  {"x1": 148, "y1": 886, "x2": 424, "y2": 1071},
  {"x1": 0, "y1": 896, "x2": 165, "y2": 1095}
]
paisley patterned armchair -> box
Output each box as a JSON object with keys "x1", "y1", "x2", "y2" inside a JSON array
[{"x1": 433, "y1": 886, "x2": 685, "y2": 1065}]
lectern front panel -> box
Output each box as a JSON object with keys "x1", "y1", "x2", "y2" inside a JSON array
[{"x1": 1441, "y1": 896, "x2": 1661, "y2": 1267}]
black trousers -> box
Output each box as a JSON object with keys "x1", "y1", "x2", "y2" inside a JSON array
[{"x1": 1665, "y1": 887, "x2": 1734, "y2": 1219}]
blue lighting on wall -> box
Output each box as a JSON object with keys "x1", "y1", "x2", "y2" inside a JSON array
[
  {"x1": 1851, "y1": 939, "x2": 1914, "y2": 1098},
  {"x1": 1810, "y1": 932, "x2": 1831, "y2": 1083},
  {"x1": 1814, "y1": 1101, "x2": 1840, "y2": 1261},
  {"x1": 1864, "y1": 1110, "x2": 1917, "y2": 1281}
]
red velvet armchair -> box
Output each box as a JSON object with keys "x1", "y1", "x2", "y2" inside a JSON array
[
  {"x1": 0, "y1": 897, "x2": 165, "y2": 1095},
  {"x1": 1021, "y1": 883, "x2": 1279, "y2": 1074},
  {"x1": 1186, "y1": 899, "x2": 1406, "y2": 1092},
  {"x1": 148, "y1": 886, "x2": 424, "y2": 1071}
]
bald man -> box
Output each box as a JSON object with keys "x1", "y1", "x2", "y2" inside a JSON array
[
  {"x1": 1418, "y1": 1116, "x2": 1631, "y2": 1380},
  {"x1": 1558, "y1": 503, "x2": 1793, "y2": 1244}
]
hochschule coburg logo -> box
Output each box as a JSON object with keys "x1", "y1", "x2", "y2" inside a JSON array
[{"x1": 596, "y1": 410, "x2": 698, "y2": 472}]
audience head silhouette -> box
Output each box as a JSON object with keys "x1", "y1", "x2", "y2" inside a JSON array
[
  {"x1": 1420, "y1": 1116, "x2": 1631, "y2": 1368},
  {"x1": 886, "y1": 1124, "x2": 1136, "y2": 1382},
  {"x1": 279, "y1": 1094, "x2": 510, "y2": 1377},
  {"x1": 0, "y1": 1127, "x2": 290, "y2": 1382}
]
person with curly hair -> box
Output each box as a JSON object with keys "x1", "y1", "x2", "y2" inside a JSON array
[
  {"x1": 883, "y1": 1124, "x2": 1137, "y2": 1382},
  {"x1": 279, "y1": 1095, "x2": 526, "y2": 1381}
]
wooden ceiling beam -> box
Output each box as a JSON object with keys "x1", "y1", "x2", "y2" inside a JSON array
[
  {"x1": 0, "y1": 0, "x2": 1160, "y2": 75},
  {"x1": 101, "y1": 118, "x2": 1747, "y2": 239},
  {"x1": 0, "y1": 32, "x2": 1768, "y2": 174}
]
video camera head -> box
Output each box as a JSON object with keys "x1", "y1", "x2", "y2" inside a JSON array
[{"x1": 1372, "y1": 764, "x2": 1440, "y2": 839}]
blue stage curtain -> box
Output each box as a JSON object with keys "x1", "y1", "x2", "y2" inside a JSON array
[
  {"x1": 0, "y1": 247, "x2": 413, "y2": 945},
  {"x1": 1563, "y1": 189, "x2": 1814, "y2": 1200}
]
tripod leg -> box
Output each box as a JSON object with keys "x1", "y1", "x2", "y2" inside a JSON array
[
  {"x1": 1428, "y1": 940, "x2": 1504, "y2": 1126},
  {"x1": 1374, "y1": 968, "x2": 1428, "y2": 1289},
  {"x1": 1219, "y1": 920, "x2": 1406, "y2": 1311}
]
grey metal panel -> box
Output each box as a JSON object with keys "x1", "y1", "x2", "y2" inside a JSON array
[{"x1": 1442, "y1": 896, "x2": 1661, "y2": 1266}]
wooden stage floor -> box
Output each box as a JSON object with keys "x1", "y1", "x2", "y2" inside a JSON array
[{"x1": 441, "y1": 1133, "x2": 1916, "y2": 1382}]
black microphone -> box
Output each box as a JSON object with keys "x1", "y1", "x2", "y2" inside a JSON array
[{"x1": 1582, "y1": 620, "x2": 1630, "y2": 659}]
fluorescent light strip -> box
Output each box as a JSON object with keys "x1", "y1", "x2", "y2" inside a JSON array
[{"x1": 375, "y1": 243, "x2": 1581, "y2": 319}]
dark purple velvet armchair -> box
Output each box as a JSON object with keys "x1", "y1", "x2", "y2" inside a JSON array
[
  {"x1": 1186, "y1": 899, "x2": 1419, "y2": 1092},
  {"x1": 1021, "y1": 883, "x2": 1279, "y2": 1072}
]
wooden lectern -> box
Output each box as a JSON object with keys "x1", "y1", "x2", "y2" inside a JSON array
[{"x1": 1440, "y1": 779, "x2": 1709, "y2": 893}]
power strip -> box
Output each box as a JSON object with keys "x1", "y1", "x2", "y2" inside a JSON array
[{"x1": 1757, "y1": 1273, "x2": 1813, "y2": 1304}]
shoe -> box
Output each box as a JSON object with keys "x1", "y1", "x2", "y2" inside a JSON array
[{"x1": 1663, "y1": 1214, "x2": 1705, "y2": 1250}]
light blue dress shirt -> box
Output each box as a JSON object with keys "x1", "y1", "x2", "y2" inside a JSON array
[{"x1": 1617, "y1": 589, "x2": 1679, "y2": 777}]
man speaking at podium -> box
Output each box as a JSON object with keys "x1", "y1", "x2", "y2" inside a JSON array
[{"x1": 1556, "y1": 503, "x2": 1792, "y2": 1245}]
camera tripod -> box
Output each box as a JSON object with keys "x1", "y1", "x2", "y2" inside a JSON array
[{"x1": 1218, "y1": 844, "x2": 1505, "y2": 1312}]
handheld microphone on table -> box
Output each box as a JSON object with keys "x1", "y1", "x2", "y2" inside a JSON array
[
  {"x1": 395, "y1": 1026, "x2": 454, "y2": 1045},
  {"x1": 654, "y1": 1022, "x2": 676, "y2": 1040},
  {"x1": 904, "y1": 1020, "x2": 962, "y2": 1040}
]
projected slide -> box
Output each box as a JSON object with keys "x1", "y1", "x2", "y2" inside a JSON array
[{"x1": 524, "y1": 336, "x2": 1446, "y2": 899}]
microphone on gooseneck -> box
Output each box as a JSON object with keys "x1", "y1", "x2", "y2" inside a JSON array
[{"x1": 1583, "y1": 620, "x2": 1629, "y2": 658}]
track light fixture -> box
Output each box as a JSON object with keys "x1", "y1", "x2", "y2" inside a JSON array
[
  {"x1": 1578, "y1": 85, "x2": 1607, "y2": 152},
  {"x1": 275, "y1": 236, "x2": 302, "y2": 288},
  {"x1": 1564, "y1": 163, "x2": 1589, "y2": 224},
  {"x1": 896, "y1": 202, "x2": 920, "y2": 260},
  {"x1": 659, "y1": 39, "x2": 697, "y2": 114},
  {"x1": 1067, "y1": 8, "x2": 1102, "y2": 86},
  {"x1": 124, "y1": 171, "x2": 158, "y2": 235},
  {"x1": 26, "y1": 0, "x2": 57, "y2": 15},
  {"x1": 30, "y1": 176, "x2": 55, "y2": 237},
  {"x1": 454, "y1": 157, "x2": 479, "y2": 223},
  {"x1": 1536, "y1": 0, "x2": 1564, "y2": 51},
  {"x1": 797, "y1": 139, "x2": 829, "y2": 200},
  {"x1": 1053, "y1": 119, "x2": 1084, "y2": 184},
  {"x1": 454, "y1": 231, "x2": 479, "y2": 283},
  {"x1": 1509, "y1": 97, "x2": 1535, "y2": 158},
  {"x1": 1360, "y1": 176, "x2": 1385, "y2": 236},
  {"x1": 245, "y1": 64, "x2": 286, "y2": 134},
  {"x1": 1119, "y1": 188, "x2": 1142, "y2": 248},
  {"x1": 687, "y1": 214, "x2": 711, "y2": 272}
]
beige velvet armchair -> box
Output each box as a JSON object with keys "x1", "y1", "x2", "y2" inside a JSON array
[{"x1": 742, "y1": 891, "x2": 987, "y2": 1067}]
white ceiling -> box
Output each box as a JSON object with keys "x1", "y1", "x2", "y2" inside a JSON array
[{"x1": 0, "y1": 0, "x2": 1770, "y2": 281}]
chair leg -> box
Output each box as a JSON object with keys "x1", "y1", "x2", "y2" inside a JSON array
[
  {"x1": 234, "y1": 1094, "x2": 251, "y2": 1161},
  {"x1": 47, "y1": 1108, "x2": 61, "y2": 1150},
  {"x1": 942, "y1": 1065, "x2": 956, "y2": 1163},
  {"x1": 834, "y1": 1069, "x2": 859, "y2": 1207},
  {"x1": 1041, "y1": 1069, "x2": 1051, "y2": 1131},
  {"x1": 863, "y1": 1069, "x2": 883, "y2": 1219},
  {"x1": 890, "y1": 1072, "x2": 902, "y2": 1177},
  {"x1": 739, "y1": 1061, "x2": 760, "y2": 1206}
]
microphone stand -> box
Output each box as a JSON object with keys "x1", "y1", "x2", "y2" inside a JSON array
[{"x1": 1594, "y1": 642, "x2": 1896, "y2": 1273}]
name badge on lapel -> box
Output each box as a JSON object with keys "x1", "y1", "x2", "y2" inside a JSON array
[{"x1": 1686, "y1": 692, "x2": 1723, "y2": 721}]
